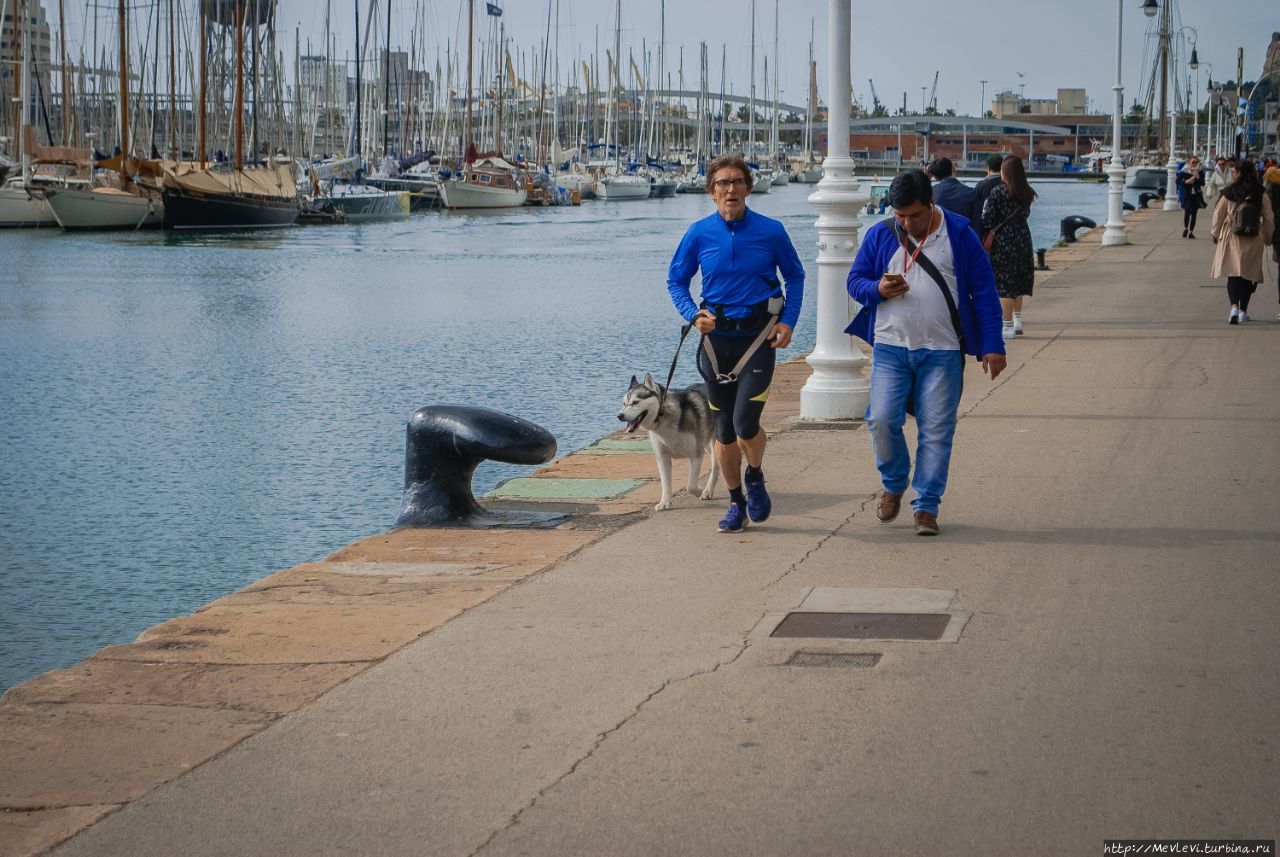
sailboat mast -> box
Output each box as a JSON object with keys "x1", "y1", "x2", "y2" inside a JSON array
[
  {"x1": 771, "y1": 0, "x2": 779, "y2": 164},
  {"x1": 748, "y1": 0, "x2": 755, "y2": 158},
  {"x1": 354, "y1": 0, "x2": 362, "y2": 157},
  {"x1": 384, "y1": 0, "x2": 392, "y2": 154},
  {"x1": 117, "y1": 0, "x2": 129, "y2": 164},
  {"x1": 58, "y1": 0, "x2": 68, "y2": 145},
  {"x1": 233, "y1": 0, "x2": 244, "y2": 169},
  {"x1": 1157, "y1": 0, "x2": 1169, "y2": 153},
  {"x1": 495, "y1": 20, "x2": 504, "y2": 155},
  {"x1": 611, "y1": 0, "x2": 620, "y2": 168},
  {"x1": 464, "y1": 0, "x2": 473, "y2": 155},
  {"x1": 198, "y1": 1, "x2": 206, "y2": 162},
  {"x1": 168, "y1": 0, "x2": 176, "y2": 157}
]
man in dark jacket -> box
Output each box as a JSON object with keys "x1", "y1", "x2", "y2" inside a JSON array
[
  {"x1": 972, "y1": 154, "x2": 1005, "y2": 242},
  {"x1": 927, "y1": 157, "x2": 980, "y2": 229}
]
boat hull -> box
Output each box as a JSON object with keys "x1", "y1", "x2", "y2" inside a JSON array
[
  {"x1": 327, "y1": 189, "x2": 411, "y2": 221},
  {"x1": 438, "y1": 179, "x2": 527, "y2": 209},
  {"x1": 161, "y1": 186, "x2": 300, "y2": 229},
  {"x1": 0, "y1": 181, "x2": 56, "y2": 227},
  {"x1": 45, "y1": 187, "x2": 161, "y2": 230},
  {"x1": 595, "y1": 176, "x2": 649, "y2": 200},
  {"x1": 1125, "y1": 166, "x2": 1166, "y2": 190}
]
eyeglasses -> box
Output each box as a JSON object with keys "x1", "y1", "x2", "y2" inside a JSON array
[{"x1": 712, "y1": 178, "x2": 748, "y2": 190}]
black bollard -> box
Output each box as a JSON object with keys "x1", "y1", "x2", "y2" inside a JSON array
[
  {"x1": 1035, "y1": 248, "x2": 1049, "y2": 270},
  {"x1": 395, "y1": 404, "x2": 561, "y2": 528},
  {"x1": 1122, "y1": 201, "x2": 1136, "y2": 211},
  {"x1": 1060, "y1": 215, "x2": 1097, "y2": 243},
  {"x1": 1138, "y1": 191, "x2": 1160, "y2": 209}
]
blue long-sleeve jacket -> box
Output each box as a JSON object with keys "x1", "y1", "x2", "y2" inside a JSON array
[
  {"x1": 667, "y1": 208, "x2": 805, "y2": 331},
  {"x1": 845, "y1": 209, "x2": 1006, "y2": 359}
]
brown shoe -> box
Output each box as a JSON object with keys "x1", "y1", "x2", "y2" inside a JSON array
[
  {"x1": 913, "y1": 511, "x2": 940, "y2": 536},
  {"x1": 876, "y1": 491, "x2": 902, "y2": 523}
]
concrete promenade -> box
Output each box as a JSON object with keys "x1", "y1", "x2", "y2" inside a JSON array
[{"x1": 4, "y1": 207, "x2": 1278, "y2": 856}]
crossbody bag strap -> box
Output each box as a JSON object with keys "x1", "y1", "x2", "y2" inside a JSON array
[
  {"x1": 892, "y1": 220, "x2": 966, "y2": 354},
  {"x1": 700, "y1": 317, "x2": 779, "y2": 384}
]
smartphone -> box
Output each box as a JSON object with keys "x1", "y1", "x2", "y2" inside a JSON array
[{"x1": 884, "y1": 272, "x2": 907, "y2": 288}]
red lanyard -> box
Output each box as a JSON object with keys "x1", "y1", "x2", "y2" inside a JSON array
[{"x1": 900, "y1": 208, "x2": 936, "y2": 274}]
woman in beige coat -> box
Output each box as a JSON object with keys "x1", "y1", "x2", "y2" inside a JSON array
[{"x1": 1211, "y1": 160, "x2": 1275, "y2": 324}]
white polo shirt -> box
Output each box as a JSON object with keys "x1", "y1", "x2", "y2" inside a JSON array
[{"x1": 873, "y1": 207, "x2": 962, "y2": 352}]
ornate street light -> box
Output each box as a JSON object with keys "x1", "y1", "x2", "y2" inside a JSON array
[
  {"x1": 1143, "y1": 0, "x2": 1158, "y2": 17},
  {"x1": 1103, "y1": 0, "x2": 1129, "y2": 245}
]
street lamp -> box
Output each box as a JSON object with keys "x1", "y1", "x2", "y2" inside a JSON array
[
  {"x1": 1103, "y1": 0, "x2": 1128, "y2": 246},
  {"x1": 1162, "y1": 102, "x2": 1179, "y2": 210},
  {"x1": 801, "y1": 0, "x2": 869, "y2": 420},
  {"x1": 1142, "y1": 0, "x2": 1158, "y2": 17},
  {"x1": 1175, "y1": 26, "x2": 1198, "y2": 156},
  {"x1": 1201, "y1": 63, "x2": 1214, "y2": 158},
  {"x1": 980, "y1": 79, "x2": 987, "y2": 118}
]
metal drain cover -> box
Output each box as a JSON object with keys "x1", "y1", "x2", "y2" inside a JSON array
[
  {"x1": 771, "y1": 612, "x2": 950, "y2": 640},
  {"x1": 785, "y1": 651, "x2": 881, "y2": 668}
]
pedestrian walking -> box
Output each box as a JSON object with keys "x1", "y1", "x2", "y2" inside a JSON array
[
  {"x1": 1210, "y1": 159, "x2": 1275, "y2": 324},
  {"x1": 667, "y1": 153, "x2": 805, "y2": 533},
  {"x1": 973, "y1": 154, "x2": 1005, "y2": 242},
  {"x1": 980, "y1": 155, "x2": 1037, "y2": 340},
  {"x1": 1264, "y1": 163, "x2": 1280, "y2": 315},
  {"x1": 1205, "y1": 156, "x2": 1229, "y2": 208},
  {"x1": 1178, "y1": 156, "x2": 1206, "y2": 238},
  {"x1": 845, "y1": 170, "x2": 1007, "y2": 536},
  {"x1": 926, "y1": 157, "x2": 981, "y2": 227}
]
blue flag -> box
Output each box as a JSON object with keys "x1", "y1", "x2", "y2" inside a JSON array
[{"x1": 486, "y1": 2, "x2": 502, "y2": 15}]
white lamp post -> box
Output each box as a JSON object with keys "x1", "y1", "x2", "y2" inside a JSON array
[
  {"x1": 1189, "y1": 45, "x2": 1200, "y2": 157},
  {"x1": 1162, "y1": 103, "x2": 1179, "y2": 210},
  {"x1": 1102, "y1": 0, "x2": 1128, "y2": 246},
  {"x1": 801, "y1": 0, "x2": 869, "y2": 419}
]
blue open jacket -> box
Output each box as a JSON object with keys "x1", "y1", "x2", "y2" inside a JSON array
[
  {"x1": 668, "y1": 207, "x2": 805, "y2": 331},
  {"x1": 845, "y1": 208, "x2": 1006, "y2": 359}
]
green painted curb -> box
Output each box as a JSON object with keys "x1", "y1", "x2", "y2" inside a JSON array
[{"x1": 579, "y1": 437, "x2": 654, "y2": 455}]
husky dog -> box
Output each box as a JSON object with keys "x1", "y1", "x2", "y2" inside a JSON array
[{"x1": 618, "y1": 373, "x2": 720, "y2": 511}]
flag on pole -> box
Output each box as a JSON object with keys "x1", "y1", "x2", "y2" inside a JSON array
[{"x1": 486, "y1": 2, "x2": 502, "y2": 15}]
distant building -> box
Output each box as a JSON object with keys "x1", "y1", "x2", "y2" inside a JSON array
[
  {"x1": 991, "y1": 88, "x2": 1089, "y2": 119},
  {"x1": 1, "y1": 0, "x2": 54, "y2": 137}
]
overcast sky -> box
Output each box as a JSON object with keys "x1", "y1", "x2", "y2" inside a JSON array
[{"x1": 59, "y1": 0, "x2": 1274, "y2": 114}]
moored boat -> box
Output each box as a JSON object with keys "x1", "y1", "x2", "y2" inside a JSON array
[
  {"x1": 162, "y1": 162, "x2": 301, "y2": 229},
  {"x1": 0, "y1": 177, "x2": 57, "y2": 227},
  {"x1": 594, "y1": 171, "x2": 650, "y2": 201},
  {"x1": 44, "y1": 185, "x2": 162, "y2": 230},
  {"x1": 439, "y1": 157, "x2": 528, "y2": 209}
]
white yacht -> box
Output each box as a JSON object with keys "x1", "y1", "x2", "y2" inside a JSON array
[
  {"x1": 44, "y1": 185, "x2": 161, "y2": 230},
  {"x1": 439, "y1": 157, "x2": 528, "y2": 209},
  {"x1": 594, "y1": 172, "x2": 649, "y2": 201}
]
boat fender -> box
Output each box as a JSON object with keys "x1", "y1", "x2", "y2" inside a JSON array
[
  {"x1": 1060, "y1": 215, "x2": 1097, "y2": 243},
  {"x1": 394, "y1": 404, "x2": 562, "y2": 528}
]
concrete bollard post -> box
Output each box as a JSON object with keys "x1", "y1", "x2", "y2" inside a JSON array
[{"x1": 395, "y1": 404, "x2": 559, "y2": 528}]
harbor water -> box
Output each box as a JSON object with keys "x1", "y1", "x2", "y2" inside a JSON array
[{"x1": 0, "y1": 177, "x2": 1141, "y2": 691}]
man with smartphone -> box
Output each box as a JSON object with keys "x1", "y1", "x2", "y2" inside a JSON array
[{"x1": 845, "y1": 170, "x2": 1006, "y2": 535}]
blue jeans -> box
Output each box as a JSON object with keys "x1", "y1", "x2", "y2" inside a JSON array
[{"x1": 866, "y1": 344, "x2": 965, "y2": 515}]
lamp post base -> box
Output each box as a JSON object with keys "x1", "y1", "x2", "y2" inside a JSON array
[{"x1": 1102, "y1": 161, "x2": 1129, "y2": 246}]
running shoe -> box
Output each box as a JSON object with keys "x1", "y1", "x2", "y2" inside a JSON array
[
  {"x1": 744, "y1": 470, "x2": 772, "y2": 523},
  {"x1": 718, "y1": 502, "x2": 748, "y2": 533}
]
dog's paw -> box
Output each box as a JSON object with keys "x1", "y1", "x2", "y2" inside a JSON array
[
  {"x1": 699, "y1": 488, "x2": 715, "y2": 501},
  {"x1": 654, "y1": 500, "x2": 672, "y2": 512}
]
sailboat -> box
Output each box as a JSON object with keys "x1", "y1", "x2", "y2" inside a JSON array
[
  {"x1": 0, "y1": 0, "x2": 57, "y2": 227},
  {"x1": 439, "y1": 0, "x2": 527, "y2": 209},
  {"x1": 593, "y1": 0, "x2": 648, "y2": 201},
  {"x1": 746, "y1": 0, "x2": 772, "y2": 193},
  {"x1": 161, "y1": 1, "x2": 300, "y2": 228},
  {"x1": 792, "y1": 22, "x2": 823, "y2": 184},
  {"x1": 42, "y1": 0, "x2": 161, "y2": 230},
  {"x1": 767, "y1": 0, "x2": 788, "y2": 187}
]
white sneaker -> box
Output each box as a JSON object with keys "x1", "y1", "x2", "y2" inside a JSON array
[
  {"x1": 1002, "y1": 323, "x2": 1016, "y2": 340},
  {"x1": 1229, "y1": 307, "x2": 1239, "y2": 324},
  {"x1": 1239, "y1": 311, "x2": 1249, "y2": 322},
  {"x1": 1012, "y1": 315, "x2": 1024, "y2": 335}
]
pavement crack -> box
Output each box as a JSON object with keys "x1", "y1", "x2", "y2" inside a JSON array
[
  {"x1": 468, "y1": 640, "x2": 753, "y2": 857},
  {"x1": 959, "y1": 330, "x2": 1062, "y2": 419},
  {"x1": 759, "y1": 492, "x2": 876, "y2": 591}
]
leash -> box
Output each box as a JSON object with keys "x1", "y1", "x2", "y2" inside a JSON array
[{"x1": 658, "y1": 322, "x2": 695, "y2": 411}]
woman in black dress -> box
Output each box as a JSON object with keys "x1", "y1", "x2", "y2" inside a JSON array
[{"x1": 980, "y1": 155, "x2": 1037, "y2": 339}]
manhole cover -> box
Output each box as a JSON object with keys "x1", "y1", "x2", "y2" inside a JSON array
[
  {"x1": 770, "y1": 612, "x2": 950, "y2": 640},
  {"x1": 784, "y1": 651, "x2": 881, "y2": 668}
]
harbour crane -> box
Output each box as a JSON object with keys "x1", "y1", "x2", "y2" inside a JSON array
[
  {"x1": 927, "y1": 70, "x2": 939, "y2": 113},
  {"x1": 868, "y1": 78, "x2": 883, "y2": 114}
]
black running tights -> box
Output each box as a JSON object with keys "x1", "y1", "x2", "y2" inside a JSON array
[
  {"x1": 1183, "y1": 207, "x2": 1198, "y2": 233},
  {"x1": 1227, "y1": 276, "x2": 1256, "y2": 310}
]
